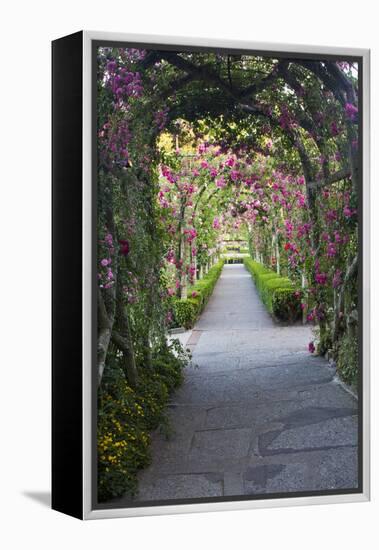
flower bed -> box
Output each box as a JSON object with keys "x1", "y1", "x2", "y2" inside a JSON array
[
  {"x1": 243, "y1": 258, "x2": 302, "y2": 322},
  {"x1": 172, "y1": 259, "x2": 225, "y2": 329},
  {"x1": 97, "y1": 340, "x2": 188, "y2": 502}
]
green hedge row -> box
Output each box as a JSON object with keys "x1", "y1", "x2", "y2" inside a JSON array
[
  {"x1": 172, "y1": 259, "x2": 225, "y2": 329},
  {"x1": 243, "y1": 258, "x2": 302, "y2": 322}
]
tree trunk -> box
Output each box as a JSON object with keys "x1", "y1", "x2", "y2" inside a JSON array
[
  {"x1": 275, "y1": 234, "x2": 280, "y2": 275},
  {"x1": 301, "y1": 272, "x2": 307, "y2": 325},
  {"x1": 97, "y1": 179, "x2": 118, "y2": 386},
  {"x1": 112, "y1": 265, "x2": 139, "y2": 388},
  {"x1": 333, "y1": 255, "x2": 358, "y2": 344},
  {"x1": 97, "y1": 287, "x2": 115, "y2": 386},
  {"x1": 177, "y1": 200, "x2": 188, "y2": 299},
  {"x1": 142, "y1": 295, "x2": 154, "y2": 371},
  {"x1": 180, "y1": 235, "x2": 188, "y2": 299}
]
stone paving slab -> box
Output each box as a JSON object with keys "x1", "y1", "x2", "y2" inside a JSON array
[
  {"x1": 244, "y1": 463, "x2": 310, "y2": 494},
  {"x1": 137, "y1": 473, "x2": 224, "y2": 501},
  {"x1": 244, "y1": 446, "x2": 358, "y2": 494},
  {"x1": 205, "y1": 398, "x2": 356, "y2": 430},
  {"x1": 129, "y1": 264, "x2": 358, "y2": 503},
  {"x1": 189, "y1": 428, "x2": 252, "y2": 461},
  {"x1": 262, "y1": 415, "x2": 358, "y2": 453}
]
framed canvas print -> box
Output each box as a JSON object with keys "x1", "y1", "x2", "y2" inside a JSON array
[{"x1": 52, "y1": 31, "x2": 370, "y2": 520}]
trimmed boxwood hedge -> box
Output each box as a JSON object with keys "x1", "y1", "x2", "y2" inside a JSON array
[
  {"x1": 243, "y1": 258, "x2": 302, "y2": 322},
  {"x1": 172, "y1": 259, "x2": 225, "y2": 329}
]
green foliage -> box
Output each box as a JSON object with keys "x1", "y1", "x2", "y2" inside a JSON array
[
  {"x1": 260, "y1": 277, "x2": 293, "y2": 311},
  {"x1": 244, "y1": 259, "x2": 271, "y2": 278},
  {"x1": 317, "y1": 324, "x2": 334, "y2": 356},
  {"x1": 97, "y1": 341, "x2": 189, "y2": 502},
  {"x1": 272, "y1": 288, "x2": 303, "y2": 322},
  {"x1": 337, "y1": 333, "x2": 358, "y2": 387},
  {"x1": 244, "y1": 258, "x2": 302, "y2": 322},
  {"x1": 172, "y1": 298, "x2": 199, "y2": 329},
  {"x1": 223, "y1": 244, "x2": 249, "y2": 253},
  {"x1": 172, "y1": 259, "x2": 224, "y2": 328}
]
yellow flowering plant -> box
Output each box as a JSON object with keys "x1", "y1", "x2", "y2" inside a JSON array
[{"x1": 98, "y1": 340, "x2": 189, "y2": 501}]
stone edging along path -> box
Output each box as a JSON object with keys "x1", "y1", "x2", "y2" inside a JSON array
[{"x1": 118, "y1": 263, "x2": 359, "y2": 502}]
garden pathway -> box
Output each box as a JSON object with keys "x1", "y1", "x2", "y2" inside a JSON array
[{"x1": 123, "y1": 264, "x2": 359, "y2": 502}]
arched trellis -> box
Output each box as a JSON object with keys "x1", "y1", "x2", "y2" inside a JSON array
[
  {"x1": 97, "y1": 47, "x2": 359, "y2": 388},
  {"x1": 95, "y1": 48, "x2": 361, "y2": 501},
  {"x1": 168, "y1": 156, "x2": 228, "y2": 298},
  {"x1": 139, "y1": 51, "x2": 356, "y2": 192},
  {"x1": 146, "y1": 52, "x2": 359, "y2": 342}
]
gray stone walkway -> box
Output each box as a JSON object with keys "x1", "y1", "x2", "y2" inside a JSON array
[{"x1": 121, "y1": 264, "x2": 359, "y2": 502}]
